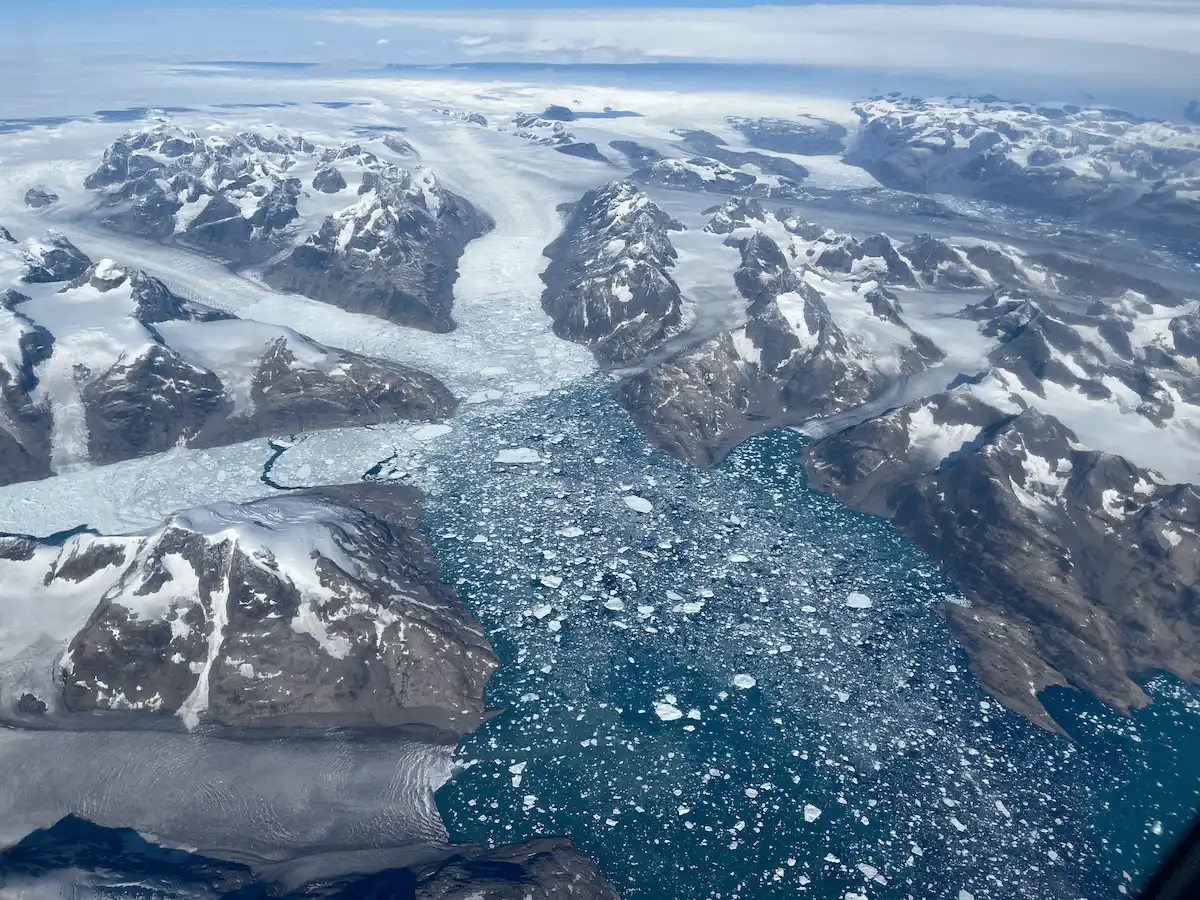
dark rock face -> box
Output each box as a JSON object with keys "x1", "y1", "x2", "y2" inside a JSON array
[
  {"x1": 726, "y1": 115, "x2": 848, "y2": 155},
  {"x1": 898, "y1": 233, "x2": 984, "y2": 288},
  {"x1": 0, "y1": 225, "x2": 16, "y2": 243},
  {"x1": 1171, "y1": 313, "x2": 1200, "y2": 360},
  {"x1": 788, "y1": 227, "x2": 921, "y2": 289},
  {"x1": 383, "y1": 134, "x2": 418, "y2": 156},
  {"x1": 616, "y1": 233, "x2": 883, "y2": 466},
  {"x1": 540, "y1": 181, "x2": 687, "y2": 365},
  {"x1": 410, "y1": 838, "x2": 621, "y2": 900},
  {"x1": 312, "y1": 166, "x2": 347, "y2": 193},
  {"x1": 608, "y1": 140, "x2": 664, "y2": 166},
  {"x1": 510, "y1": 112, "x2": 575, "y2": 147},
  {"x1": 16, "y1": 693, "x2": 48, "y2": 715},
  {"x1": 1024, "y1": 250, "x2": 1180, "y2": 306},
  {"x1": 20, "y1": 232, "x2": 92, "y2": 284},
  {"x1": 263, "y1": 166, "x2": 493, "y2": 332},
  {"x1": 0, "y1": 284, "x2": 54, "y2": 486},
  {"x1": 555, "y1": 142, "x2": 612, "y2": 164},
  {"x1": 49, "y1": 485, "x2": 499, "y2": 734},
  {"x1": 0, "y1": 424, "x2": 52, "y2": 487},
  {"x1": 83, "y1": 345, "x2": 227, "y2": 462},
  {"x1": 24, "y1": 187, "x2": 59, "y2": 209},
  {"x1": 632, "y1": 155, "x2": 807, "y2": 200},
  {"x1": 78, "y1": 327, "x2": 456, "y2": 467},
  {"x1": 541, "y1": 104, "x2": 576, "y2": 122},
  {"x1": 0, "y1": 818, "x2": 620, "y2": 900},
  {"x1": 702, "y1": 197, "x2": 769, "y2": 235},
  {"x1": 190, "y1": 335, "x2": 458, "y2": 452},
  {"x1": 673, "y1": 129, "x2": 811, "y2": 183},
  {"x1": 806, "y1": 396, "x2": 1200, "y2": 732}
]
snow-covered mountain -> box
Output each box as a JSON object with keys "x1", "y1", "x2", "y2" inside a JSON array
[
  {"x1": 847, "y1": 96, "x2": 1200, "y2": 240},
  {"x1": 84, "y1": 125, "x2": 494, "y2": 331},
  {"x1": 540, "y1": 181, "x2": 690, "y2": 365},
  {"x1": 631, "y1": 155, "x2": 808, "y2": 200},
  {"x1": 0, "y1": 227, "x2": 456, "y2": 485},
  {"x1": 1, "y1": 484, "x2": 497, "y2": 734},
  {"x1": 509, "y1": 111, "x2": 578, "y2": 147},
  {"x1": 617, "y1": 224, "x2": 897, "y2": 465},
  {"x1": 806, "y1": 393, "x2": 1200, "y2": 733},
  {"x1": 587, "y1": 193, "x2": 1200, "y2": 727},
  {"x1": 672, "y1": 128, "x2": 811, "y2": 184}
]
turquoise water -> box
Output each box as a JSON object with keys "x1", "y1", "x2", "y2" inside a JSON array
[{"x1": 386, "y1": 381, "x2": 1199, "y2": 900}]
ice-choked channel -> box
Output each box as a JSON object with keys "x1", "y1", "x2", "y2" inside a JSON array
[{"x1": 396, "y1": 381, "x2": 1198, "y2": 900}]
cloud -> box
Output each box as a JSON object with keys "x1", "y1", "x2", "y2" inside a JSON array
[
  {"x1": 376, "y1": 38, "x2": 390, "y2": 46},
  {"x1": 296, "y1": 2, "x2": 1200, "y2": 86}
]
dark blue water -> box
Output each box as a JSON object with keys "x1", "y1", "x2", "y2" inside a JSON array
[{"x1": 395, "y1": 381, "x2": 1200, "y2": 900}]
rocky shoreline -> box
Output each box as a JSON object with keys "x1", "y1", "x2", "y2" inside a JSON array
[{"x1": 0, "y1": 483, "x2": 620, "y2": 897}]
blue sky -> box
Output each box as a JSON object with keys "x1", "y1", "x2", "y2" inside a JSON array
[{"x1": 3, "y1": 1, "x2": 1197, "y2": 104}]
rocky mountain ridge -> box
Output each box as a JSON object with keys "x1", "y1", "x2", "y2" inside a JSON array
[
  {"x1": 0, "y1": 226, "x2": 456, "y2": 486},
  {"x1": 540, "y1": 181, "x2": 691, "y2": 365},
  {"x1": 806, "y1": 392, "x2": 1200, "y2": 731},
  {"x1": 1, "y1": 485, "x2": 496, "y2": 735},
  {"x1": 538, "y1": 187, "x2": 1200, "y2": 728},
  {"x1": 0, "y1": 485, "x2": 620, "y2": 896},
  {"x1": 84, "y1": 124, "x2": 493, "y2": 331}
]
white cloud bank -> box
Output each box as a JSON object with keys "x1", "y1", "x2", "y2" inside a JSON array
[{"x1": 296, "y1": 2, "x2": 1200, "y2": 86}]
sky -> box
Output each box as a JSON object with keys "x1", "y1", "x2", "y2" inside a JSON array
[{"x1": 2, "y1": 1, "x2": 1197, "y2": 114}]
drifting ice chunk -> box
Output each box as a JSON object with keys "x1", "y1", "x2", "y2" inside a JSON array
[
  {"x1": 558, "y1": 525, "x2": 586, "y2": 538},
  {"x1": 654, "y1": 701, "x2": 684, "y2": 721},
  {"x1": 732, "y1": 674, "x2": 757, "y2": 690},
  {"x1": 623, "y1": 495, "x2": 653, "y2": 513},
  {"x1": 804, "y1": 804, "x2": 822, "y2": 823},
  {"x1": 540, "y1": 574, "x2": 563, "y2": 589},
  {"x1": 604, "y1": 598, "x2": 625, "y2": 612},
  {"x1": 531, "y1": 604, "x2": 553, "y2": 620},
  {"x1": 495, "y1": 447, "x2": 540, "y2": 464},
  {"x1": 846, "y1": 592, "x2": 874, "y2": 610},
  {"x1": 958, "y1": 892, "x2": 975, "y2": 900},
  {"x1": 412, "y1": 423, "x2": 452, "y2": 441}
]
